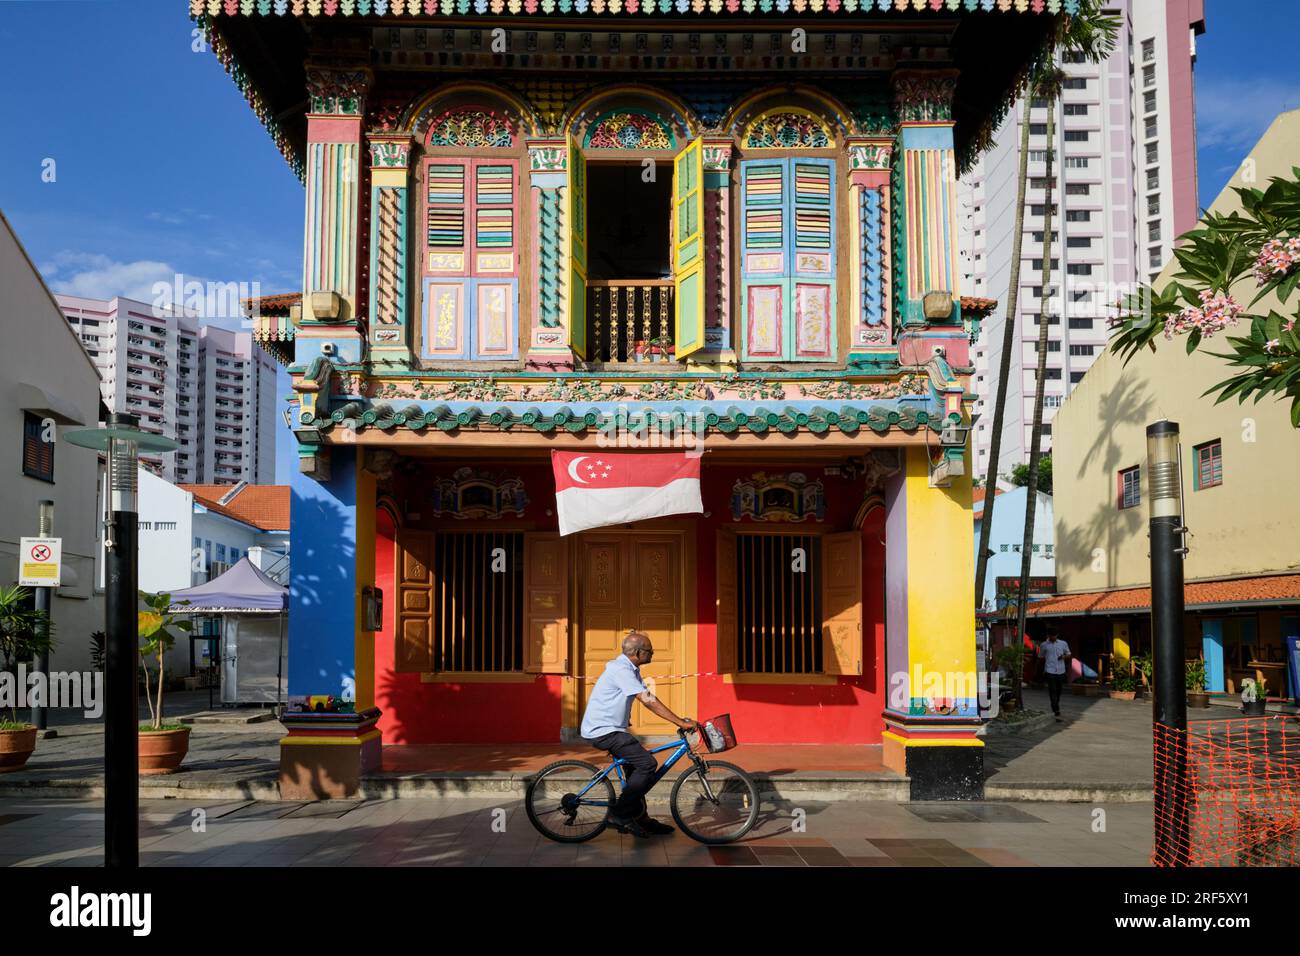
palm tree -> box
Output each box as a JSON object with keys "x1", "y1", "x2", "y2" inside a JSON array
[
  {"x1": 975, "y1": 2, "x2": 1118, "y2": 616},
  {"x1": 1012, "y1": 6, "x2": 1119, "y2": 672}
]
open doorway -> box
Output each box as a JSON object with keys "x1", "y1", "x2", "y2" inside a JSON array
[
  {"x1": 584, "y1": 162, "x2": 676, "y2": 362},
  {"x1": 587, "y1": 163, "x2": 671, "y2": 279}
]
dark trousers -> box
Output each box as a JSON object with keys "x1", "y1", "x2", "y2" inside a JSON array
[
  {"x1": 587, "y1": 731, "x2": 658, "y2": 820},
  {"x1": 1046, "y1": 673, "x2": 1065, "y2": 715}
]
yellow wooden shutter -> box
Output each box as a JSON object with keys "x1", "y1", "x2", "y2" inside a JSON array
[
  {"x1": 716, "y1": 527, "x2": 738, "y2": 673},
  {"x1": 567, "y1": 137, "x2": 588, "y2": 359},
  {"x1": 821, "y1": 531, "x2": 862, "y2": 675},
  {"x1": 673, "y1": 136, "x2": 706, "y2": 360},
  {"x1": 395, "y1": 529, "x2": 435, "y2": 673},
  {"x1": 524, "y1": 532, "x2": 569, "y2": 674}
]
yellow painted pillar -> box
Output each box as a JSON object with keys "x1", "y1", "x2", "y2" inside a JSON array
[
  {"x1": 882, "y1": 445, "x2": 983, "y2": 799},
  {"x1": 1112, "y1": 621, "x2": 1130, "y2": 664}
]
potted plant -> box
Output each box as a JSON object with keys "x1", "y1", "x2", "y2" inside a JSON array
[
  {"x1": 1131, "y1": 651, "x2": 1153, "y2": 698},
  {"x1": 1186, "y1": 658, "x2": 1210, "y2": 709},
  {"x1": 138, "y1": 591, "x2": 193, "y2": 774},
  {"x1": 995, "y1": 644, "x2": 1025, "y2": 712},
  {"x1": 1241, "y1": 677, "x2": 1268, "y2": 716},
  {"x1": 1110, "y1": 662, "x2": 1138, "y2": 701},
  {"x1": 0, "y1": 585, "x2": 54, "y2": 773}
]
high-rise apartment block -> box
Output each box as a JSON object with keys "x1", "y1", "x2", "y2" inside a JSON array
[
  {"x1": 961, "y1": 0, "x2": 1206, "y2": 480},
  {"x1": 56, "y1": 294, "x2": 278, "y2": 484}
]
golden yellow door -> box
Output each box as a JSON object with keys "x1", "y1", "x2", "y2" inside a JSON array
[{"x1": 578, "y1": 533, "x2": 683, "y2": 738}]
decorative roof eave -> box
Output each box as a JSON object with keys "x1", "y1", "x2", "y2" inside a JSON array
[
  {"x1": 294, "y1": 398, "x2": 956, "y2": 444},
  {"x1": 193, "y1": 1, "x2": 1066, "y2": 176},
  {"x1": 244, "y1": 291, "x2": 300, "y2": 366},
  {"x1": 190, "y1": 1, "x2": 1078, "y2": 18}
]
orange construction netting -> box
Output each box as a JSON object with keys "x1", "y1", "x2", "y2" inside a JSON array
[{"x1": 1153, "y1": 716, "x2": 1300, "y2": 866}]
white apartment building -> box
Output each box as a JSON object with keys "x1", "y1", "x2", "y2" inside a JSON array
[
  {"x1": 961, "y1": 0, "x2": 1205, "y2": 480},
  {"x1": 56, "y1": 295, "x2": 278, "y2": 485}
]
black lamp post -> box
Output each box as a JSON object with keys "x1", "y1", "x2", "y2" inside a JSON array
[
  {"x1": 1147, "y1": 419, "x2": 1189, "y2": 866},
  {"x1": 66, "y1": 413, "x2": 177, "y2": 869}
]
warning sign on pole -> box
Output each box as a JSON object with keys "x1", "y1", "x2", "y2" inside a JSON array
[{"x1": 19, "y1": 537, "x2": 61, "y2": 587}]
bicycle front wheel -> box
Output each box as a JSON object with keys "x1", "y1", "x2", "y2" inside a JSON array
[
  {"x1": 525, "y1": 760, "x2": 614, "y2": 844},
  {"x1": 670, "y1": 760, "x2": 760, "y2": 845}
]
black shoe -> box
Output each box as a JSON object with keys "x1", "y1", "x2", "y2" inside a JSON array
[
  {"x1": 608, "y1": 816, "x2": 652, "y2": 839},
  {"x1": 637, "y1": 815, "x2": 676, "y2": 835}
]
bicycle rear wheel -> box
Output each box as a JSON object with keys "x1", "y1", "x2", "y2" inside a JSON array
[
  {"x1": 670, "y1": 760, "x2": 760, "y2": 845},
  {"x1": 525, "y1": 760, "x2": 614, "y2": 843}
]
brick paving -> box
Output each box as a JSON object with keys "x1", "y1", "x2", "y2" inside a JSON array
[{"x1": 0, "y1": 796, "x2": 1152, "y2": 867}]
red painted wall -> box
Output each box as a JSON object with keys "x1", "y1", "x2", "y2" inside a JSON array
[
  {"x1": 373, "y1": 460, "x2": 886, "y2": 745},
  {"x1": 374, "y1": 501, "x2": 565, "y2": 744},
  {"x1": 692, "y1": 466, "x2": 887, "y2": 744}
]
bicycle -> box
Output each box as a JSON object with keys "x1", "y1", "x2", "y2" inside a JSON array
[{"x1": 525, "y1": 727, "x2": 760, "y2": 845}]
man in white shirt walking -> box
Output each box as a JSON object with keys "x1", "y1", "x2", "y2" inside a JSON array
[{"x1": 1037, "y1": 628, "x2": 1072, "y2": 721}]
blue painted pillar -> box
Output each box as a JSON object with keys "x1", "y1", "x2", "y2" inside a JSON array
[
  {"x1": 1201, "y1": 619, "x2": 1225, "y2": 693},
  {"x1": 288, "y1": 446, "x2": 360, "y2": 702}
]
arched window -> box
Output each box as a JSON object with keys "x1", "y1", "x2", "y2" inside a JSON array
[
  {"x1": 416, "y1": 101, "x2": 525, "y2": 363},
  {"x1": 734, "y1": 104, "x2": 843, "y2": 363}
]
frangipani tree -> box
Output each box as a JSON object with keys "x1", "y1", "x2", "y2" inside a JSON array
[{"x1": 1110, "y1": 169, "x2": 1300, "y2": 426}]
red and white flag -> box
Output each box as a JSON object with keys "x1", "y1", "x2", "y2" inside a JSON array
[{"x1": 551, "y1": 451, "x2": 702, "y2": 536}]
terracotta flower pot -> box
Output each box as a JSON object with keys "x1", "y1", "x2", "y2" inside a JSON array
[
  {"x1": 1186, "y1": 691, "x2": 1211, "y2": 709},
  {"x1": 0, "y1": 727, "x2": 37, "y2": 773},
  {"x1": 1109, "y1": 690, "x2": 1137, "y2": 701},
  {"x1": 139, "y1": 728, "x2": 191, "y2": 775}
]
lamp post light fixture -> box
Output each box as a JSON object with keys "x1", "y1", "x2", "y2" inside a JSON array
[
  {"x1": 1146, "y1": 419, "x2": 1190, "y2": 868},
  {"x1": 65, "y1": 413, "x2": 178, "y2": 870}
]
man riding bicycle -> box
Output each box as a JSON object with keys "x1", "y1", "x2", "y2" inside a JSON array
[{"x1": 580, "y1": 630, "x2": 698, "y2": 839}]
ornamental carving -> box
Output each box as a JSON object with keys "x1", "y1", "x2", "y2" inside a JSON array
[
  {"x1": 429, "y1": 467, "x2": 527, "y2": 519},
  {"x1": 368, "y1": 377, "x2": 715, "y2": 403},
  {"x1": 703, "y1": 145, "x2": 733, "y2": 172},
  {"x1": 744, "y1": 111, "x2": 832, "y2": 149},
  {"x1": 585, "y1": 111, "x2": 674, "y2": 150},
  {"x1": 796, "y1": 374, "x2": 929, "y2": 401},
  {"x1": 848, "y1": 142, "x2": 892, "y2": 170},
  {"x1": 717, "y1": 374, "x2": 785, "y2": 401},
  {"x1": 305, "y1": 66, "x2": 372, "y2": 116},
  {"x1": 730, "y1": 472, "x2": 826, "y2": 523},
  {"x1": 892, "y1": 70, "x2": 958, "y2": 124},
  {"x1": 426, "y1": 109, "x2": 514, "y2": 148},
  {"x1": 369, "y1": 138, "x2": 412, "y2": 169},
  {"x1": 529, "y1": 145, "x2": 567, "y2": 171}
]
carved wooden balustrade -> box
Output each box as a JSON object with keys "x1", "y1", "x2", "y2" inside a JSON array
[{"x1": 585, "y1": 279, "x2": 676, "y2": 364}]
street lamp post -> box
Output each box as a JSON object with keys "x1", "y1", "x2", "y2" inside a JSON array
[
  {"x1": 32, "y1": 500, "x2": 54, "y2": 736},
  {"x1": 66, "y1": 413, "x2": 177, "y2": 870},
  {"x1": 1147, "y1": 419, "x2": 1189, "y2": 867}
]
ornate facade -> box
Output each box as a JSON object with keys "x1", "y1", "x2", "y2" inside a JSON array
[{"x1": 211, "y1": 1, "x2": 1057, "y2": 800}]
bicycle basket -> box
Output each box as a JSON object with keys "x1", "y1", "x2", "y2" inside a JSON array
[{"x1": 695, "y1": 714, "x2": 737, "y2": 753}]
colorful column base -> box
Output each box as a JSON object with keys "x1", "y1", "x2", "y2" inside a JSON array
[
  {"x1": 279, "y1": 708, "x2": 382, "y2": 801},
  {"x1": 882, "y1": 714, "x2": 984, "y2": 801}
]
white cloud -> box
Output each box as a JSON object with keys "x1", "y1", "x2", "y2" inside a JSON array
[
  {"x1": 1197, "y1": 76, "x2": 1300, "y2": 154},
  {"x1": 41, "y1": 251, "x2": 178, "y2": 303}
]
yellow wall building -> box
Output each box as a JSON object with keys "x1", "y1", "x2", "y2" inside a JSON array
[{"x1": 1041, "y1": 110, "x2": 1300, "y2": 697}]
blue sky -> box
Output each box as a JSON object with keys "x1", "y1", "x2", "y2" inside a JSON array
[{"x1": 1, "y1": 0, "x2": 1297, "y2": 481}]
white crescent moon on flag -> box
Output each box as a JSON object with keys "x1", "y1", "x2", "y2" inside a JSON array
[{"x1": 567, "y1": 455, "x2": 590, "y2": 484}]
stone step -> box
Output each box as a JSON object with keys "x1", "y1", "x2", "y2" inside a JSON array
[{"x1": 178, "y1": 710, "x2": 280, "y2": 725}]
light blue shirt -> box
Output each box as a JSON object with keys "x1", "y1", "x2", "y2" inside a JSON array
[{"x1": 581, "y1": 654, "x2": 649, "y2": 739}]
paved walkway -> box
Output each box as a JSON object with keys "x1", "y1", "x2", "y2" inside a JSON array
[
  {"x1": 6, "y1": 685, "x2": 1270, "y2": 802},
  {"x1": 0, "y1": 796, "x2": 1153, "y2": 867}
]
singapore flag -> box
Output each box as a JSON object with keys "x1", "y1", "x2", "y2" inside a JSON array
[{"x1": 551, "y1": 451, "x2": 702, "y2": 536}]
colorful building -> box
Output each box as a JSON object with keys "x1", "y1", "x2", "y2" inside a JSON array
[
  {"x1": 198, "y1": 1, "x2": 1068, "y2": 800},
  {"x1": 1037, "y1": 110, "x2": 1300, "y2": 701}
]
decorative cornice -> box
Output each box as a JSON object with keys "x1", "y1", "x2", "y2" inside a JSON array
[
  {"x1": 305, "y1": 65, "x2": 373, "y2": 116},
  {"x1": 191, "y1": 1, "x2": 1080, "y2": 19},
  {"x1": 892, "y1": 69, "x2": 958, "y2": 125},
  {"x1": 367, "y1": 134, "x2": 413, "y2": 169}
]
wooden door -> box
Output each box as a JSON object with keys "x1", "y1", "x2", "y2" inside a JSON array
[{"x1": 577, "y1": 533, "x2": 683, "y2": 738}]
